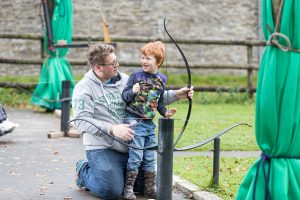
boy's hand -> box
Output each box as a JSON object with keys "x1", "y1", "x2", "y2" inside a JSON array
[
  {"x1": 132, "y1": 83, "x2": 140, "y2": 93},
  {"x1": 165, "y1": 108, "x2": 177, "y2": 118}
]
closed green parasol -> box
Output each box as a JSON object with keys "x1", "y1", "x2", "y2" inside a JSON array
[
  {"x1": 32, "y1": 0, "x2": 74, "y2": 110},
  {"x1": 236, "y1": 0, "x2": 300, "y2": 199}
]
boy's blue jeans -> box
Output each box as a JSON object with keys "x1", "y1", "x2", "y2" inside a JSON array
[
  {"x1": 78, "y1": 149, "x2": 128, "y2": 200},
  {"x1": 125, "y1": 115, "x2": 156, "y2": 172}
]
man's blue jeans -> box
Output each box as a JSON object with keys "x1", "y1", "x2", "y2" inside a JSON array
[{"x1": 78, "y1": 149, "x2": 128, "y2": 200}]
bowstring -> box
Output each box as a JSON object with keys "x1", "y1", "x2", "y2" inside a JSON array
[{"x1": 163, "y1": 22, "x2": 170, "y2": 114}]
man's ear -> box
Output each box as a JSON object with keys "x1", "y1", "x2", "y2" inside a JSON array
[{"x1": 95, "y1": 64, "x2": 102, "y2": 72}]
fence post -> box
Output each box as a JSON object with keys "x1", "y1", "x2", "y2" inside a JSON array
[
  {"x1": 61, "y1": 80, "x2": 70, "y2": 136},
  {"x1": 157, "y1": 118, "x2": 174, "y2": 200},
  {"x1": 247, "y1": 45, "x2": 254, "y2": 97},
  {"x1": 212, "y1": 138, "x2": 220, "y2": 186}
]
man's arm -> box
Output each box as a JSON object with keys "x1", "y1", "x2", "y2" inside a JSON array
[{"x1": 163, "y1": 86, "x2": 194, "y2": 105}]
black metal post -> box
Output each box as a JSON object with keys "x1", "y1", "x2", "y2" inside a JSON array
[
  {"x1": 212, "y1": 138, "x2": 220, "y2": 186},
  {"x1": 41, "y1": 0, "x2": 54, "y2": 51},
  {"x1": 157, "y1": 118, "x2": 174, "y2": 200},
  {"x1": 61, "y1": 80, "x2": 70, "y2": 135}
]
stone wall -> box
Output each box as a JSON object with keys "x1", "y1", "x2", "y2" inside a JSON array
[{"x1": 0, "y1": 0, "x2": 261, "y2": 77}]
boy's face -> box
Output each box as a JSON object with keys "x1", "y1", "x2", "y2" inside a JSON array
[{"x1": 141, "y1": 54, "x2": 158, "y2": 74}]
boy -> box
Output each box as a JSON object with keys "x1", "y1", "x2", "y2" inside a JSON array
[{"x1": 122, "y1": 41, "x2": 176, "y2": 199}]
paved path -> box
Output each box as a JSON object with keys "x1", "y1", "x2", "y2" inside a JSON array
[{"x1": 0, "y1": 108, "x2": 190, "y2": 200}]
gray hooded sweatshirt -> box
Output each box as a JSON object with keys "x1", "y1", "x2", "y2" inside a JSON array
[{"x1": 72, "y1": 69, "x2": 179, "y2": 153}]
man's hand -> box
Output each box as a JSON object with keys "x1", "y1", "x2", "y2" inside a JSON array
[
  {"x1": 176, "y1": 86, "x2": 194, "y2": 100},
  {"x1": 110, "y1": 124, "x2": 135, "y2": 141},
  {"x1": 165, "y1": 108, "x2": 177, "y2": 118},
  {"x1": 132, "y1": 83, "x2": 140, "y2": 94}
]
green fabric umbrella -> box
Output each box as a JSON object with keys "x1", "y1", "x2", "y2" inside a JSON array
[
  {"x1": 236, "y1": 0, "x2": 300, "y2": 199},
  {"x1": 32, "y1": 0, "x2": 74, "y2": 110}
]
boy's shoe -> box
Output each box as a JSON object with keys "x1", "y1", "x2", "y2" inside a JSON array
[
  {"x1": 0, "y1": 120, "x2": 19, "y2": 136},
  {"x1": 123, "y1": 171, "x2": 138, "y2": 200},
  {"x1": 75, "y1": 160, "x2": 87, "y2": 189}
]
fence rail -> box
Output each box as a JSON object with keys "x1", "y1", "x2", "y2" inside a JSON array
[
  {"x1": 0, "y1": 81, "x2": 257, "y2": 93},
  {"x1": 0, "y1": 33, "x2": 266, "y2": 94}
]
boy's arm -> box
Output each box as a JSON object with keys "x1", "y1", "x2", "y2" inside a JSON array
[{"x1": 122, "y1": 74, "x2": 137, "y2": 103}]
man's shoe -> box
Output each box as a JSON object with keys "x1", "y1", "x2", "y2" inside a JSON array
[
  {"x1": 75, "y1": 160, "x2": 87, "y2": 189},
  {"x1": 0, "y1": 120, "x2": 19, "y2": 136}
]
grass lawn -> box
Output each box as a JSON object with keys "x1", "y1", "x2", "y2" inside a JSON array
[
  {"x1": 156, "y1": 100, "x2": 258, "y2": 151},
  {"x1": 173, "y1": 155, "x2": 257, "y2": 200}
]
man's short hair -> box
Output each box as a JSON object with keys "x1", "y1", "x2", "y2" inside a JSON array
[{"x1": 87, "y1": 43, "x2": 115, "y2": 68}]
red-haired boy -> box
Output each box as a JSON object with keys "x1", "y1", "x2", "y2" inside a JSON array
[{"x1": 122, "y1": 41, "x2": 176, "y2": 199}]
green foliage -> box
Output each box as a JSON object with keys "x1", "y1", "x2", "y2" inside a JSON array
[
  {"x1": 0, "y1": 76, "x2": 39, "y2": 83},
  {"x1": 173, "y1": 156, "x2": 257, "y2": 200},
  {"x1": 0, "y1": 76, "x2": 39, "y2": 109},
  {"x1": 0, "y1": 88, "x2": 33, "y2": 109}
]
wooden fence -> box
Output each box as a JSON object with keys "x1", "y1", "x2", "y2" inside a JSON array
[{"x1": 0, "y1": 33, "x2": 266, "y2": 94}]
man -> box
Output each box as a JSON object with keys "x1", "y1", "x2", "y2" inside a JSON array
[{"x1": 72, "y1": 42, "x2": 193, "y2": 200}]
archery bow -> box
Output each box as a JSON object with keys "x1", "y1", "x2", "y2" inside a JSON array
[
  {"x1": 163, "y1": 18, "x2": 192, "y2": 147},
  {"x1": 164, "y1": 19, "x2": 250, "y2": 149}
]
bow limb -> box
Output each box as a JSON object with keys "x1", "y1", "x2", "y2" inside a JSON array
[{"x1": 163, "y1": 18, "x2": 192, "y2": 147}]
